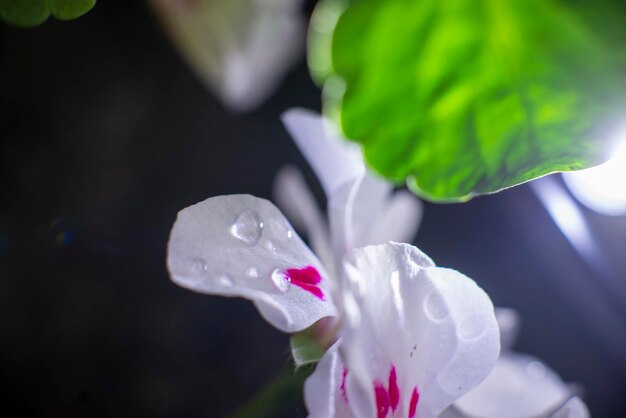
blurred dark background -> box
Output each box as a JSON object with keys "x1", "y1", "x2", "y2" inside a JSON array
[{"x1": 1, "y1": 2, "x2": 625, "y2": 417}]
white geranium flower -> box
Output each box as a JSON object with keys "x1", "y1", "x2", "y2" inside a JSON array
[
  {"x1": 150, "y1": 0, "x2": 305, "y2": 112},
  {"x1": 166, "y1": 110, "x2": 500, "y2": 418},
  {"x1": 441, "y1": 308, "x2": 590, "y2": 418}
]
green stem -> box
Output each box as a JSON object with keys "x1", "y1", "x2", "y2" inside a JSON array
[{"x1": 230, "y1": 364, "x2": 314, "y2": 418}]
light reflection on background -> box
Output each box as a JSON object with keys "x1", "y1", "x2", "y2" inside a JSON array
[{"x1": 563, "y1": 128, "x2": 626, "y2": 217}]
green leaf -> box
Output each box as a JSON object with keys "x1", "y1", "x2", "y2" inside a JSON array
[
  {"x1": 309, "y1": 0, "x2": 626, "y2": 202},
  {"x1": 290, "y1": 329, "x2": 326, "y2": 367},
  {"x1": 49, "y1": 0, "x2": 96, "y2": 21},
  {"x1": 0, "y1": 0, "x2": 96, "y2": 27},
  {"x1": 0, "y1": 0, "x2": 50, "y2": 27}
]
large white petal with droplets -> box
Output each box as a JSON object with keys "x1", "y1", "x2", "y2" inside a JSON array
[
  {"x1": 167, "y1": 194, "x2": 337, "y2": 333},
  {"x1": 304, "y1": 243, "x2": 499, "y2": 418}
]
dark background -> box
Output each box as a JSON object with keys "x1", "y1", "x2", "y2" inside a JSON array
[{"x1": 1, "y1": 2, "x2": 625, "y2": 417}]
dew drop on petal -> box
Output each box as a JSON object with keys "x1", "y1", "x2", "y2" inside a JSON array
[
  {"x1": 458, "y1": 314, "x2": 489, "y2": 341},
  {"x1": 265, "y1": 239, "x2": 276, "y2": 252},
  {"x1": 246, "y1": 267, "x2": 259, "y2": 279},
  {"x1": 526, "y1": 361, "x2": 547, "y2": 380},
  {"x1": 287, "y1": 230, "x2": 294, "y2": 239},
  {"x1": 191, "y1": 257, "x2": 209, "y2": 274},
  {"x1": 218, "y1": 275, "x2": 234, "y2": 287},
  {"x1": 230, "y1": 210, "x2": 263, "y2": 246},
  {"x1": 271, "y1": 268, "x2": 291, "y2": 293},
  {"x1": 423, "y1": 292, "x2": 449, "y2": 322}
]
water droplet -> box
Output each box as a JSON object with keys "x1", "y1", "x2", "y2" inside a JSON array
[
  {"x1": 526, "y1": 361, "x2": 546, "y2": 380},
  {"x1": 271, "y1": 268, "x2": 291, "y2": 293},
  {"x1": 458, "y1": 315, "x2": 488, "y2": 341},
  {"x1": 246, "y1": 267, "x2": 259, "y2": 279},
  {"x1": 287, "y1": 230, "x2": 294, "y2": 239},
  {"x1": 265, "y1": 240, "x2": 276, "y2": 252},
  {"x1": 218, "y1": 275, "x2": 234, "y2": 287},
  {"x1": 423, "y1": 292, "x2": 448, "y2": 322},
  {"x1": 191, "y1": 257, "x2": 209, "y2": 274},
  {"x1": 230, "y1": 210, "x2": 263, "y2": 246}
]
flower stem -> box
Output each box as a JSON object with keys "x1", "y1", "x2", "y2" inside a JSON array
[{"x1": 230, "y1": 364, "x2": 314, "y2": 418}]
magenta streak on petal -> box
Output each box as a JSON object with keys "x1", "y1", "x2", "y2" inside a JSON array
[
  {"x1": 285, "y1": 266, "x2": 325, "y2": 300},
  {"x1": 374, "y1": 381, "x2": 390, "y2": 418},
  {"x1": 340, "y1": 368, "x2": 349, "y2": 402},
  {"x1": 388, "y1": 366, "x2": 400, "y2": 412},
  {"x1": 408, "y1": 386, "x2": 420, "y2": 418}
]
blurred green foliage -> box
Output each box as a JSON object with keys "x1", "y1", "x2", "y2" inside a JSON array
[
  {"x1": 309, "y1": 0, "x2": 626, "y2": 202},
  {"x1": 0, "y1": 0, "x2": 96, "y2": 27}
]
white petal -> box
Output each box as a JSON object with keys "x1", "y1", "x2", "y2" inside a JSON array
[
  {"x1": 350, "y1": 174, "x2": 392, "y2": 248},
  {"x1": 339, "y1": 243, "x2": 499, "y2": 418},
  {"x1": 273, "y1": 165, "x2": 334, "y2": 268},
  {"x1": 363, "y1": 187, "x2": 423, "y2": 246},
  {"x1": 331, "y1": 174, "x2": 423, "y2": 262},
  {"x1": 328, "y1": 179, "x2": 362, "y2": 269},
  {"x1": 454, "y1": 352, "x2": 571, "y2": 418},
  {"x1": 150, "y1": 0, "x2": 304, "y2": 112},
  {"x1": 167, "y1": 194, "x2": 337, "y2": 333},
  {"x1": 344, "y1": 171, "x2": 423, "y2": 249},
  {"x1": 305, "y1": 342, "x2": 356, "y2": 418},
  {"x1": 281, "y1": 108, "x2": 365, "y2": 199},
  {"x1": 495, "y1": 307, "x2": 521, "y2": 350},
  {"x1": 551, "y1": 397, "x2": 590, "y2": 418}
]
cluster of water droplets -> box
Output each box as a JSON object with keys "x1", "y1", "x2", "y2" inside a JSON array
[
  {"x1": 188, "y1": 209, "x2": 298, "y2": 293},
  {"x1": 191, "y1": 256, "x2": 235, "y2": 287},
  {"x1": 229, "y1": 209, "x2": 296, "y2": 293}
]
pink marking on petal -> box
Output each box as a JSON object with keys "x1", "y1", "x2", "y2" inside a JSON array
[
  {"x1": 340, "y1": 368, "x2": 349, "y2": 402},
  {"x1": 285, "y1": 266, "x2": 325, "y2": 300},
  {"x1": 374, "y1": 381, "x2": 390, "y2": 418},
  {"x1": 388, "y1": 366, "x2": 400, "y2": 412},
  {"x1": 287, "y1": 266, "x2": 321, "y2": 284},
  {"x1": 408, "y1": 386, "x2": 420, "y2": 418}
]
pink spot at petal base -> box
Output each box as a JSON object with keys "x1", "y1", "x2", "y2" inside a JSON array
[
  {"x1": 388, "y1": 366, "x2": 400, "y2": 412},
  {"x1": 374, "y1": 381, "x2": 390, "y2": 418},
  {"x1": 285, "y1": 266, "x2": 325, "y2": 300},
  {"x1": 340, "y1": 368, "x2": 349, "y2": 402},
  {"x1": 408, "y1": 386, "x2": 420, "y2": 418}
]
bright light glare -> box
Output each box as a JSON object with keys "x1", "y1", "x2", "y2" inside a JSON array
[
  {"x1": 532, "y1": 177, "x2": 596, "y2": 260},
  {"x1": 563, "y1": 134, "x2": 626, "y2": 216}
]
